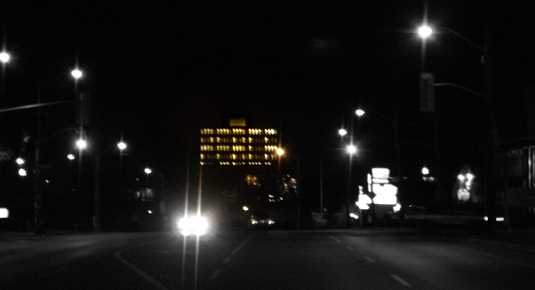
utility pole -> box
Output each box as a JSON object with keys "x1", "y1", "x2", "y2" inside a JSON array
[
  {"x1": 93, "y1": 132, "x2": 101, "y2": 231},
  {"x1": 33, "y1": 91, "x2": 43, "y2": 234},
  {"x1": 319, "y1": 159, "x2": 324, "y2": 216},
  {"x1": 483, "y1": 30, "x2": 497, "y2": 232}
]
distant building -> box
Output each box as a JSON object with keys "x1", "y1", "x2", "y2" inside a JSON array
[
  {"x1": 198, "y1": 118, "x2": 292, "y2": 226},
  {"x1": 199, "y1": 118, "x2": 281, "y2": 166}
]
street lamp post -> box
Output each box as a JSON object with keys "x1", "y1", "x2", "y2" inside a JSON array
[
  {"x1": 117, "y1": 140, "x2": 128, "y2": 201},
  {"x1": 417, "y1": 22, "x2": 497, "y2": 230},
  {"x1": 345, "y1": 143, "x2": 357, "y2": 227}
]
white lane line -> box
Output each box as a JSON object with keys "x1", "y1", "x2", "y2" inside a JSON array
[
  {"x1": 346, "y1": 246, "x2": 354, "y2": 251},
  {"x1": 210, "y1": 269, "x2": 221, "y2": 280},
  {"x1": 329, "y1": 236, "x2": 341, "y2": 243},
  {"x1": 114, "y1": 251, "x2": 169, "y2": 290},
  {"x1": 364, "y1": 256, "x2": 376, "y2": 263},
  {"x1": 210, "y1": 235, "x2": 253, "y2": 280},
  {"x1": 230, "y1": 236, "x2": 252, "y2": 257},
  {"x1": 390, "y1": 274, "x2": 412, "y2": 288}
]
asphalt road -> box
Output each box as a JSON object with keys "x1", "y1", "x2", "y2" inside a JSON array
[{"x1": 1, "y1": 229, "x2": 535, "y2": 289}]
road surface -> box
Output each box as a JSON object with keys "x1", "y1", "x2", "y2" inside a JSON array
[{"x1": 1, "y1": 229, "x2": 535, "y2": 289}]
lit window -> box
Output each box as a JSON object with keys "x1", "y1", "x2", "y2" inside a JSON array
[{"x1": 200, "y1": 154, "x2": 205, "y2": 160}]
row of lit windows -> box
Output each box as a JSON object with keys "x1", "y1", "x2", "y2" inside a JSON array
[
  {"x1": 201, "y1": 145, "x2": 278, "y2": 152},
  {"x1": 217, "y1": 161, "x2": 273, "y2": 166},
  {"x1": 265, "y1": 145, "x2": 278, "y2": 151},
  {"x1": 200, "y1": 137, "x2": 277, "y2": 144},
  {"x1": 200, "y1": 128, "x2": 278, "y2": 136},
  {"x1": 200, "y1": 153, "x2": 276, "y2": 160}
]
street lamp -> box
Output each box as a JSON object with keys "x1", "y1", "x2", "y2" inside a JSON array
[
  {"x1": 18, "y1": 168, "x2": 27, "y2": 177},
  {"x1": 0, "y1": 51, "x2": 11, "y2": 64},
  {"x1": 75, "y1": 138, "x2": 88, "y2": 151},
  {"x1": 70, "y1": 68, "x2": 83, "y2": 80},
  {"x1": 67, "y1": 153, "x2": 76, "y2": 161},
  {"x1": 345, "y1": 143, "x2": 357, "y2": 156},
  {"x1": 242, "y1": 205, "x2": 249, "y2": 212},
  {"x1": 338, "y1": 128, "x2": 348, "y2": 137},
  {"x1": 117, "y1": 141, "x2": 128, "y2": 152},
  {"x1": 355, "y1": 108, "x2": 366, "y2": 118},
  {"x1": 15, "y1": 157, "x2": 25, "y2": 166},
  {"x1": 275, "y1": 147, "x2": 286, "y2": 158},
  {"x1": 421, "y1": 166, "x2": 430, "y2": 176},
  {"x1": 144, "y1": 167, "x2": 152, "y2": 175},
  {"x1": 417, "y1": 24, "x2": 434, "y2": 40}
]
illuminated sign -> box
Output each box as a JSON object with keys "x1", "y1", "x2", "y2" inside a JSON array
[
  {"x1": 372, "y1": 183, "x2": 398, "y2": 205},
  {"x1": 371, "y1": 167, "x2": 390, "y2": 184}
]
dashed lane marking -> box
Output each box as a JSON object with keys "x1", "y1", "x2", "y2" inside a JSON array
[
  {"x1": 390, "y1": 274, "x2": 412, "y2": 288},
  {"x1": 210, "y1": 235, "x2": 253, "y2": 281},
  {"x1": 364, "y1": 256, "x2": 376, "y2": 263},
  {"x1": 114, "y1": 250, "x2": 169, "y2": 290}
]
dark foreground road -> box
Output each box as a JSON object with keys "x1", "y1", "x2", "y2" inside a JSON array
[{"x1": 1, "y1": 229, "x2": 535, "y2": 289}]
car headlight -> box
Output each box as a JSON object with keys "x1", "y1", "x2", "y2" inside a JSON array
[{"x1": 176, "y1": 215, "x2": 209, "y2": 237}]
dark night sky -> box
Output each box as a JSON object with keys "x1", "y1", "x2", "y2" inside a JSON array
[{"x1": 2, "y1": 1, "x2": 534, "y2": 211}]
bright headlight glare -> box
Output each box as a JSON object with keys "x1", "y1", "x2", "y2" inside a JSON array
[{"x1": 176, "y1": 215, "x2": 209, "y2": 237}]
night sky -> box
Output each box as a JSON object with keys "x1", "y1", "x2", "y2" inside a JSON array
[{"x1": 2, "y1": 1, "x2": 534, "y2": 214}]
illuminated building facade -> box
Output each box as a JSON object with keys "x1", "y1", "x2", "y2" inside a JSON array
[{"x1": 200, "y1": 119, "x2": 281, "y2": 166}]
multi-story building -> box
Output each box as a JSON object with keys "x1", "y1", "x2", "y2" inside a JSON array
[
  {"x1": 199, "y1": 118, "x2": 281, "y2": 166},
  {"x1": 198, "y1": 118, "x2": 292, "y2": 226}
]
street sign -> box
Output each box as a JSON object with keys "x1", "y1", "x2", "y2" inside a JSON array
[{"x1": 420, "y1": 73, "x2": 435, "y2": 112}]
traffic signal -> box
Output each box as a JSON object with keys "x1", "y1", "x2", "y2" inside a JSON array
[{"x1": 420, "y1": 73, "x2": 435, "y2": 112}]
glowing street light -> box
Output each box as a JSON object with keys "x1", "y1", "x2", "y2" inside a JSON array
[
  {"x1": 355, "y1": 108, "x2": 366, "y2": 118},
  {"x1": 15, "y1": 157, "x2": 25, "y2": 166},
  {"x1": 70, "y1": 68, "x2": 83, "y2": 80},
  {"x1": 242, "y1": 205, "x2": 249, "y2": 212},
  {"x1": 117, "y1": 141, "x2": 128, "y2": 151},
  {"x1": 0, "y1": 51, "x2": 11, "y2": 64},
  {"x1": 421, "y1": 166, "x2": 430, "y2": 176},
  {"x1": 275, "y1": 147, "x2": 286, "y2": 157},
  {"x1": 345, "y1": 143, "x2": 357, "y2": 156},
  {"x1": 338, "y1": 128, "x2": 348, "y2": 137},
  {"x1": 417, "y1": 24, "x2": 434, "y2": 40},
  {"x1": 466, "y1": 172, "x2": 475, "y2": 181},
  {"x1": 75, "y1": 138, "x2": 88, "y2": 151},
  {"x1": 18, "y1": 168, "x2": 27, "y2": 177},
  {"x1": 144, "y1": 167, "x2": 152, "y2": 175},
  {"x1": 67, "y1": 153, "x2": 76, "y2": 161}
]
